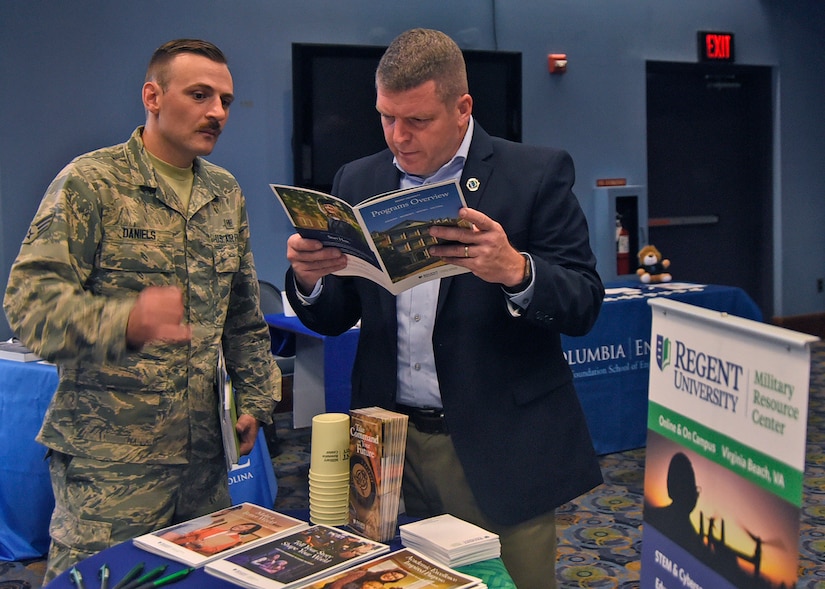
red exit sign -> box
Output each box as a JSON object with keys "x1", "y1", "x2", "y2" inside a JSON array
[{"x1": 698, "y1": 31, "x2": 735, "y2": 62}]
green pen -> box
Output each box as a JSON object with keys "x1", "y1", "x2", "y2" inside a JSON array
[
  {"x1": 130, "y1": 567, "x2": 194, "y2": 589},
  {"x1": 111, "y1": 562, "x2": 145, "y2": 589},
  {"x1": 99, "y1": 564, "x2": 111, "y2": 589},
  {"x1": 120, "y1": 564, "x2": 168, "y2": 589},
  {"x1": 69, "y1": 566, "x2": 86, "y2": 589}
]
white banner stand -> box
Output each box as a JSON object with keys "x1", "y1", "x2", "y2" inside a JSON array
[{"x1": 640, "y1": 298, "x2": 817, "y2": 589}]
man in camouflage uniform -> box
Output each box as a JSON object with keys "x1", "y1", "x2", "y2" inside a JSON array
[{"x1": 3, "y1": 39, "x2": 280, "y2": 582}]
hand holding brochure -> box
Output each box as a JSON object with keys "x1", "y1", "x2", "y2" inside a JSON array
[{"x1": 271, "y1": 179, "x2": 471, "y2": 295}]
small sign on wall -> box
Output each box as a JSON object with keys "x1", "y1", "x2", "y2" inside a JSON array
[{"x1": 698, "y1": 31, "x2": 735, "y2": 62}]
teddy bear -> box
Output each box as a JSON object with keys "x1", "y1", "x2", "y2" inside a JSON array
[{"x1": 636, "y1": 245, "x2": 672, "y2": 284}]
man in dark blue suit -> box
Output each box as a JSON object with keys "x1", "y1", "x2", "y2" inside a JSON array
[{"x1": 285, "y1": 28, "x2": 603, "y2": 588}]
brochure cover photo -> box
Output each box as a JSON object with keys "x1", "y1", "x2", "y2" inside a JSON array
[
  {"x1": 205, "y1": 524, "x2": 389, "y2": 589},
  {"x1": 302, "y1": 548, "x2": 483, "y2": 589},
  {"x1": 133, "y1": 503, "x2": 307, "y2": 567}
]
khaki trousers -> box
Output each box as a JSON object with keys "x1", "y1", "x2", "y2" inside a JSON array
[{"x1": 403, "y1": 424, "x2": 557, "y2": 589}]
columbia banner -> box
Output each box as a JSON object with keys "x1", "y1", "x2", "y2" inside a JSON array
[{"x1": 640, "y1": 298, "x2": 817, "y2": 589}]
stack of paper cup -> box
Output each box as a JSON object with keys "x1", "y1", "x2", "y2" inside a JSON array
[{"x1": 308, "y1": 413, "x2": 351, "y2": 525}]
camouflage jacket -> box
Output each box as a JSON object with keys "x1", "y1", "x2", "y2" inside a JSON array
[{"x1": 3, "y1": 127, "x2": 280, "y2": 464}]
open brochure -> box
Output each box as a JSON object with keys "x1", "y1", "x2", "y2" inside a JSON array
[
  {"x1": 271, "y1": 179, "x2": 471, "y2": 295},
  {"x1": 205, "y1": 524, "x2": 389, "y2": 589},
  {"x1": 218, "y1": 346, "x2": 241, "y2": 470},
  {"x1": 132, "y1": 503, "x2": 308, "y2": 567},
  {"x1": 301, "y1": 547, "x2": 483, "y2": 589}
]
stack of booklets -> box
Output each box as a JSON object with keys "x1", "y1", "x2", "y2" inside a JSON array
[
  {"x1": 0, "y1": 338, "x2": 42, "y2": 362},
  {"x1": 348, "y1": 407, "x2": 408, "y2": 543},
  {"x1": 399, "y1": 514, "x2": 501, "y2": 568},
  {"x1": 133, "y1": 503, "x2": 308, "y2": 567},
  {"x1": 204, "y1": 524, "x2": 389, "y2": 589}
]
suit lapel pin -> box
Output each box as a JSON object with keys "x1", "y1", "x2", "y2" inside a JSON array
[{"x1": 465, "y1": 177, "x2": 480, "y2": 192}]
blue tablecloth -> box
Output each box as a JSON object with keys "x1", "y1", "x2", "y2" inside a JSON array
[
  {"x1": 0, "y1": 360, "x2": 57, "y2": 560},
  {"x1": 0, "y1": 360, "x2": 278, "y2": 561},
  {"x1": 266, "y1": 282, "x2": 762, "y2": 454},
  {"x1": 563, "y1": 281, "x2": 762, "y2": 454}
]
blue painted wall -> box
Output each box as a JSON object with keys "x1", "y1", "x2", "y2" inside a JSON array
[{"x1": 2, "y1": 1, "x2": 823, "y2": 339}]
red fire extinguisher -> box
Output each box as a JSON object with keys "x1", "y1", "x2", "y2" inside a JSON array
[{"x1": 616, "y1": 215, "x2": 630, "y2": 275}]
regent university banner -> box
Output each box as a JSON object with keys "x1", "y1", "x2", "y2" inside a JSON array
[{"x1": 641, "y1": 298, "x2": 817, "y2": 589}]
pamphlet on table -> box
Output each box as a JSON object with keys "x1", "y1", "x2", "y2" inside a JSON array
[
  {"x1": 133, "y1": 503, "x2": 307, "y2": 567},
  {"x1": 204, "y1": 524, "x2": 389, "y2": 589},
  {"x1": 301, "y1": 547, "x2": 484, "y2": 588},
  {"x1": 348, "y1": 407, "x2": 408, "y2": 543},
  {"x1": 271, "y1": 180, "x2": 471, "y2": 295},
  {"x1": 400, "y1": 513, "x2": 501, "y2": 568}
]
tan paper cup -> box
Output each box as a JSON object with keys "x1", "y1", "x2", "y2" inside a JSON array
[
  {"x1": 310, "y1": 502, "x2": 349, "y2": 517},
  {"x1": 308, "y1": 469, "x2": 350, "y2": 483},
  {"x1": 310, "y1": 497, "x2": 348, "y2": 506},
  {"x1": 309, "y1": 504, "x2": 348, "y2": 517},
  {"x1": 308, "y1": 480, "x2": 349, "y2": 492},
  {"x1": 309, "y1": 486, "x2": 349, "y2": 498},
  {"x1": 309, "y1": 497, "x2": 349, "y2": 510},
  {"x1": 310, "y1": 413, "x2": 351, "y2": 476},
  {"x1": 309, "y1": 478, "x2": 349, "y2": 501},
  {"x1": 309, "y1": 513, "x2": 349, "y2": 526},
  {"x1": 309, "y1": 486, "x2": 348, "y2": 497}
]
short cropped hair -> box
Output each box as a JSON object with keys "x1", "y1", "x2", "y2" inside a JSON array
[
  {"x1": 145, "y1": 39, "x2": 227, "y2": 89},
  {"x1": 376, "y1": 28, "x2": 468, "y2": 104}
]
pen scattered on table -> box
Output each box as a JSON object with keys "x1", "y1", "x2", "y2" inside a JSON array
[
  {"x1": 69, "y1": 566, "x2": 86, "y2": 589},
  {"x1": 131, "y1": 567, "x2": 194, "y2": 589},
  {"x1": 119, "y1": 564, "x2": 167, "y2": 589},
  {"x1": 99, "y1": 563, "x2": 110, "y2": 589},
  {"x1": 111, "y1": 562, "x2": 145, "y2": 589}
]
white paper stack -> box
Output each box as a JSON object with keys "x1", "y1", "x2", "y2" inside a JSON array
[
  {"x1": 0, "y1": 339, "x2": 41, "y2": 362},
  {"x1": 399, "y1": 513, "x2": 501, "y2": 568}
]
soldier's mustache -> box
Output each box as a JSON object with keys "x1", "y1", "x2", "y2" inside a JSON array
[{"x1": 199, "y1": 122, "x2": 222, "y2": 135}]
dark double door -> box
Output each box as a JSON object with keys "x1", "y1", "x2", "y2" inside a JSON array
[{"x1": 646, "y1": 61, "x2": 773, "y2": 317}]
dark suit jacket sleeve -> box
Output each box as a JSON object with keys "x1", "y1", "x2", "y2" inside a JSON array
[{"x1": 462, "y1": 135, "x2": 603, "y2": 337}]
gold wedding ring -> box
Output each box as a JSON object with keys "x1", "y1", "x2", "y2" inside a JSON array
[{"x1": 464, "y1": 245, "x2": 469, "y2": 258}]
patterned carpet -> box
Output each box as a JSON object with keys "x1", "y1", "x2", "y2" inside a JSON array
[{"x1": 3, "y1": 343, "x2": 823, "y2": 588}]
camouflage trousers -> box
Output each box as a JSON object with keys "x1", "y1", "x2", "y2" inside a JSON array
[{"x1": 42, "y1": 450, "x2": 231, "y2": 584}]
